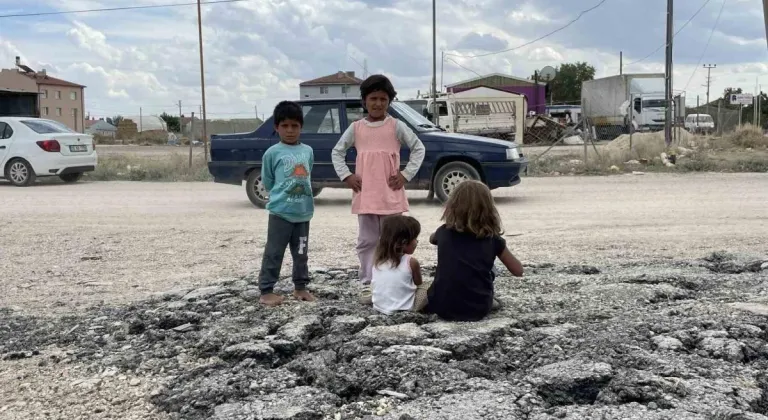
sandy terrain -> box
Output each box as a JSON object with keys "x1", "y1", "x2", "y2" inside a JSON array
[{"x1": 1, "y1": 173, "x2": 766, "y2": 314}]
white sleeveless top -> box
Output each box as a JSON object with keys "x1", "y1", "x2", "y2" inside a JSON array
[{"x1": 371, "y1": 255, "x2": 416, "y2": 315}]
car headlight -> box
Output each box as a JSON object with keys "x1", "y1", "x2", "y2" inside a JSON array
[{"x1": 506, "y1": 148, "x2": 520, "y2": 160}]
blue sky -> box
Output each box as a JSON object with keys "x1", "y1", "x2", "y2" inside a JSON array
[{"x1": 0, "y1": 0, "x2": 765, "y2": 118}]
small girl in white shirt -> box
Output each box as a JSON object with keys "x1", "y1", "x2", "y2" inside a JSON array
[{"x1": 367, "y1": 215, "x2": 428, "y2": 315}]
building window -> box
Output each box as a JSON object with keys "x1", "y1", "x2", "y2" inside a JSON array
[
  {"x1": 42, "y1": 107, "x2": 49, "y2": 116},
  {"x1": 70, "y1": 91, "x2": 77, "y2": 100},
  {"x1": 40, "y1": 89, "x2": 48, "y2": 99},
  {"x1": 319, "y1": 86, "x2": 329, "y2": 95},
  {"x1": 56, "y1": 108, "x2": 62, "y2": 116},
  {"x1": 55, "y1": 91, "x2": 61, "y2": 99},
  {"x1": 341, "y1": 86, "x2": 349, "y2": 94},
  {"x1": 70, "y1": 109, "x2": 76, "y2": 117}
]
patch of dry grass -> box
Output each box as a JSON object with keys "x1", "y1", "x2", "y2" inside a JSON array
[
  {"x1": 526, "y1": 128, "x2": 768, "y2": 176},
  {"x1": 89, "y1": 153, "x2": 212, "y2": 182},
  {"x1": 723, "y1": 125, "x2": 768, "y2": 149}
]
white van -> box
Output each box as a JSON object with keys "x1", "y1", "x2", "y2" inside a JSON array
[{"x1": 684, "y1": 114, "x2": 715, "y2": 135}]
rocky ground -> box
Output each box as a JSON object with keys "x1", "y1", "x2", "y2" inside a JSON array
[{"x1": 2, "y1": 252, "x2": 768, "y2": 419}]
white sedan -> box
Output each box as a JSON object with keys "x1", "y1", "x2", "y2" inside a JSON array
[{"x1": 0, "y1": 117, "x2": 98, "y2": 186}]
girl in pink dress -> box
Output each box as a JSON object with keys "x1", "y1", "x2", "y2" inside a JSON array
[{"x1": 331, "y1": 74, "x2": 426, "y2": 284}]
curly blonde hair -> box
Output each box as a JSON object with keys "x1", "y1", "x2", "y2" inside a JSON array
[{"x1": 441, "y1": 180, "x2": 502, "y2": 238}]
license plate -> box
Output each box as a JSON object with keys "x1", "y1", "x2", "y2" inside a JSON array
[{"x1": 69, "y1": 145, "x2": 87, "y2": 152}]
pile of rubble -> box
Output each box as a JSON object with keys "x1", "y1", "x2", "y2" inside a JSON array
[{"x1": 2, "y1": 253, "x2": 768, "y2": 419}]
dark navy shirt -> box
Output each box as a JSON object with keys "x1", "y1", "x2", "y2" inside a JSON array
[{"x1": 426, "y1": 224, "x2": 506, "y2": 321}]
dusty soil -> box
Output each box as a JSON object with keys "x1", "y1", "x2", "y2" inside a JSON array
[
  {"x1": 95, "y1": 145, "x2": 205, "y2": 157},
  {"x1": 1, "y1": 174, "x2": 766, "y2": 314},
  {"x1": 1, "y1": 174, "x2": 767, "y2": 419}
]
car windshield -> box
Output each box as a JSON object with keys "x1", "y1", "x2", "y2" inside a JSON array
[
  {"x1": 391, "y1": 102, "x2": 439, "y2": 131},
  {"x1": 697, "y1": 115, "x2": 713, "y2": 123},
  {"x1": 21, "y1": 119, "x2": 76, "y2": 134}
]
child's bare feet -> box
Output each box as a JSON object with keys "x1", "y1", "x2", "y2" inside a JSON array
[
  {"x1": 293, "y1": 289, "x2": 316, "y2": 302},
  {"x1": 259, "y1": 293, "x2": 284, "y2": 307}
]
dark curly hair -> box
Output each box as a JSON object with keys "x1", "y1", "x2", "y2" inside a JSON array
[
  {"x1": 273, "y1": 100, "x2": 303, "y2": 126},
  {"x1": 360, "y1": 74, "x2": 397, "y2": 102}
]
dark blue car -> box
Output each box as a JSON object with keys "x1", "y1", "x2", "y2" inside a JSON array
[{"x1": 208, "y1": 98, "x2": 528, "y2": 207}]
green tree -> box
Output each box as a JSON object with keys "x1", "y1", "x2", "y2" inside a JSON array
[
  {"x1": 108, "y1": 115, "x2": 123, "y2": 127},
  {"x1": 160, "y1": 112, "x2": 181, "y2": 132},
  {"x1": 531, "y1": 61, "x2": 596, "y2": 104}
]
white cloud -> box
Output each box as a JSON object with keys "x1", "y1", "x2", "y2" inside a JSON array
[{"x1": 0, "y1": 0, "x2": 764, "y2": 120}]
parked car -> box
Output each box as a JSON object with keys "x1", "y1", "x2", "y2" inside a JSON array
[
  {"x1": 207, "y1": 98, "x2": 528, "y2": 207},
  {"x1": 684, "y1": 113, "x2": 715, "y2": 135},
  {"x1": 0, "y1": 117, "x2": 97, "y2": 186}
]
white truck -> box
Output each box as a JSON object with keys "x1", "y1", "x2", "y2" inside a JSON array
[
  {"x1": 405, "y1": 87, "x2": 525, "y2": 142},
  {"x1": 581, "y1": 73, "x2": 669, "y2": 140}
]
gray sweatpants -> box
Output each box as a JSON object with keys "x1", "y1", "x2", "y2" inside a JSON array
[{"x1": 258, "y1": 214, "x2": 310, "y2": 294}]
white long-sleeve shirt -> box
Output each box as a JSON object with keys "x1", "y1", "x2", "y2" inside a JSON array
[{"x1": 331, "y1": 116, "x2": 426, "y2": 182}]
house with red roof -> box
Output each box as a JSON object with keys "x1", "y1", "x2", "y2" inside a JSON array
[{"x1": 299, "y1": 71, "x2": 363, "y2": 99}]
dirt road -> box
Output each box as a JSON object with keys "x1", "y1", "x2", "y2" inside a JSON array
[{"x1": 1, "y1": 173, "x2": 766, "y2": 314}]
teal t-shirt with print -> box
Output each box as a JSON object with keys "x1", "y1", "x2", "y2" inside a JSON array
[{"x1": 261, "y1": 142, "x2": 314, "y2": 223}]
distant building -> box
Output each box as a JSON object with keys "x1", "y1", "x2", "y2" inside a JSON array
[
  {"x1": 85, "y1": 119, "x2": 117, "y2": 137},
  {"x1": 446, "y1": 73, "x2": 547, "y2": 115},
  {"x1": 300, "y1": 71, "x2": 363, "y2": 99},
  {"x1": 0, "y1": 57, "x2": 86, "y2": 131}
]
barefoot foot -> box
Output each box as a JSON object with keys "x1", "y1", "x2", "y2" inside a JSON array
[
  {"x1": 293, "y1": 289, "x2": 316, "y2": 302},
  {"x1": 259, "y1": 293, "x2": 284, "y2": 307}
]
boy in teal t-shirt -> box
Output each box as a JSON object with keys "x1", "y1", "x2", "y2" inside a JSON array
[{"x1": 258, "y1": 101, "x2": 316, "y2": 307}]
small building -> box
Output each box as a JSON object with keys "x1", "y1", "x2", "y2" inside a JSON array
[
  {"x1": 446, "y1": 73, "x2": 547, "y2": 115},
  {"x1": 300, "y1": 71, "x2": 363, "y2": 99},
  {"x1": 85, "y1": 119, "x2": 117, "y2": 137},
  {"x1": 0, "y1": 57, "x2": 86, "y2": 132}
]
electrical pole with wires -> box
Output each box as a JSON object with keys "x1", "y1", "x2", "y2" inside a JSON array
[
  {"x1": 664, "y1": 0, "x2": 674, "y2": 146},
  {"x1": 178, "y1": 100, "x2": 183, "y2": 134},
  {"x1": 431, "y1": 0, "x2": 438, "y2": 125},
  {"x1": 703, "y1": 64, "x2": 716, "y2": 117},
  {"x1": 197, "y1": 0, "x2": 209, "y2": 162}
]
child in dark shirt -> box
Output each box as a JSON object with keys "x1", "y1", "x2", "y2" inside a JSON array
[{"x1": 426, "y1": 180, "x2": 523, "y2": 321}]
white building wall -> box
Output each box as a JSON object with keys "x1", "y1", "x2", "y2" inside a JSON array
[{"x1": 300, "y1": 84, "x2": 361, "y2": 99}]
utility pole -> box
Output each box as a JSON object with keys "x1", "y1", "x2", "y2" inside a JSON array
[
  {"x1": 254, "y1": 105, "x2": 258, "y2": 121},
  {"x1": 703, "y1": 64, "x2": 716, "y2": 117},
  {"x1": 196, "y1": 0, "x2": 209, "y2": 162},
  {"x1": 440, "y1": 50, "x2": 445, "y2": 93},
  {"x1": 178, "y1": 100, "x2": 183, "y2": 134},
  {"x1": 619, "y1": 51, "x2": 623, "y2": 75},
  {"x1": 431, "y1": 0, "x2": 438, "y2": 125},
  {"x1": 664, "y1": 0, "x2": 674, "y2": 146},
  {"x1": 696, "y1": 95, "x2": 700, "y2": 130},
  {"x1": 139, "y1": 107, "x2": 143, "y2": 133}
]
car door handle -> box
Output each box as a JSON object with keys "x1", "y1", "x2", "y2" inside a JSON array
[{"x1": 0, "y1": 146, "x2": 5, "y2": 149}]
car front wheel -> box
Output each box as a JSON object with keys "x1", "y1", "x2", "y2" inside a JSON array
[
  {"x1": 5, "y1": 158, "x2": 36, "y2": 187},
  {"x1": 433, "y1": 161, "x2": 481, "y2": 203},
  {"x1": 60, "y1": 173, "x2": 83, "y2": 183},
  {"x1": 245, "y1": 170, "x2": 269, "y2": 208}
]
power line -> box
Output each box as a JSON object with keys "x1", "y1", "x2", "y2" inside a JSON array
[
  {"x1": 445, "y1": 0, "x2": 608, "y2": 59},
  {"x1": 444, "y1": 57, "x2": 482, "y2": 77},
  {"x1": 682, "y1": 0, "x2": 727, "y2": 92},
  {"x1": 623, "y1": 0, "x2": 714, "y2": 68},
  {"x1": 0, "y1": 0, "x2": 249, "y2": 19}
]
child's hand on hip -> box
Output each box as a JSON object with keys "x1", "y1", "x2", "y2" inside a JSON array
[
  {"x1": 344, "y1": 174, "x2": 362, "y2": 192},
  {"x1": 388, "y1": 173, "x2": 406, "y2": 190}
]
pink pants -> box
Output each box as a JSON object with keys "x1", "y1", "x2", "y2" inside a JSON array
[{"x1": 357, "y1": 214, "x2": 400, "y2": 284}]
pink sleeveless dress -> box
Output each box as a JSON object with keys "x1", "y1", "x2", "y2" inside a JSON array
[{"x1": 351, "y1": 117, "x2": 409, "y2": 215}]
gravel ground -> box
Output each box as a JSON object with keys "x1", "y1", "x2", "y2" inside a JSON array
[
  {"x1": 1, "y1": 173, "x2": 765, "y2": 314},
  {"x1": 1, "y1": 174, "x2": 767, "y2": 419}
]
